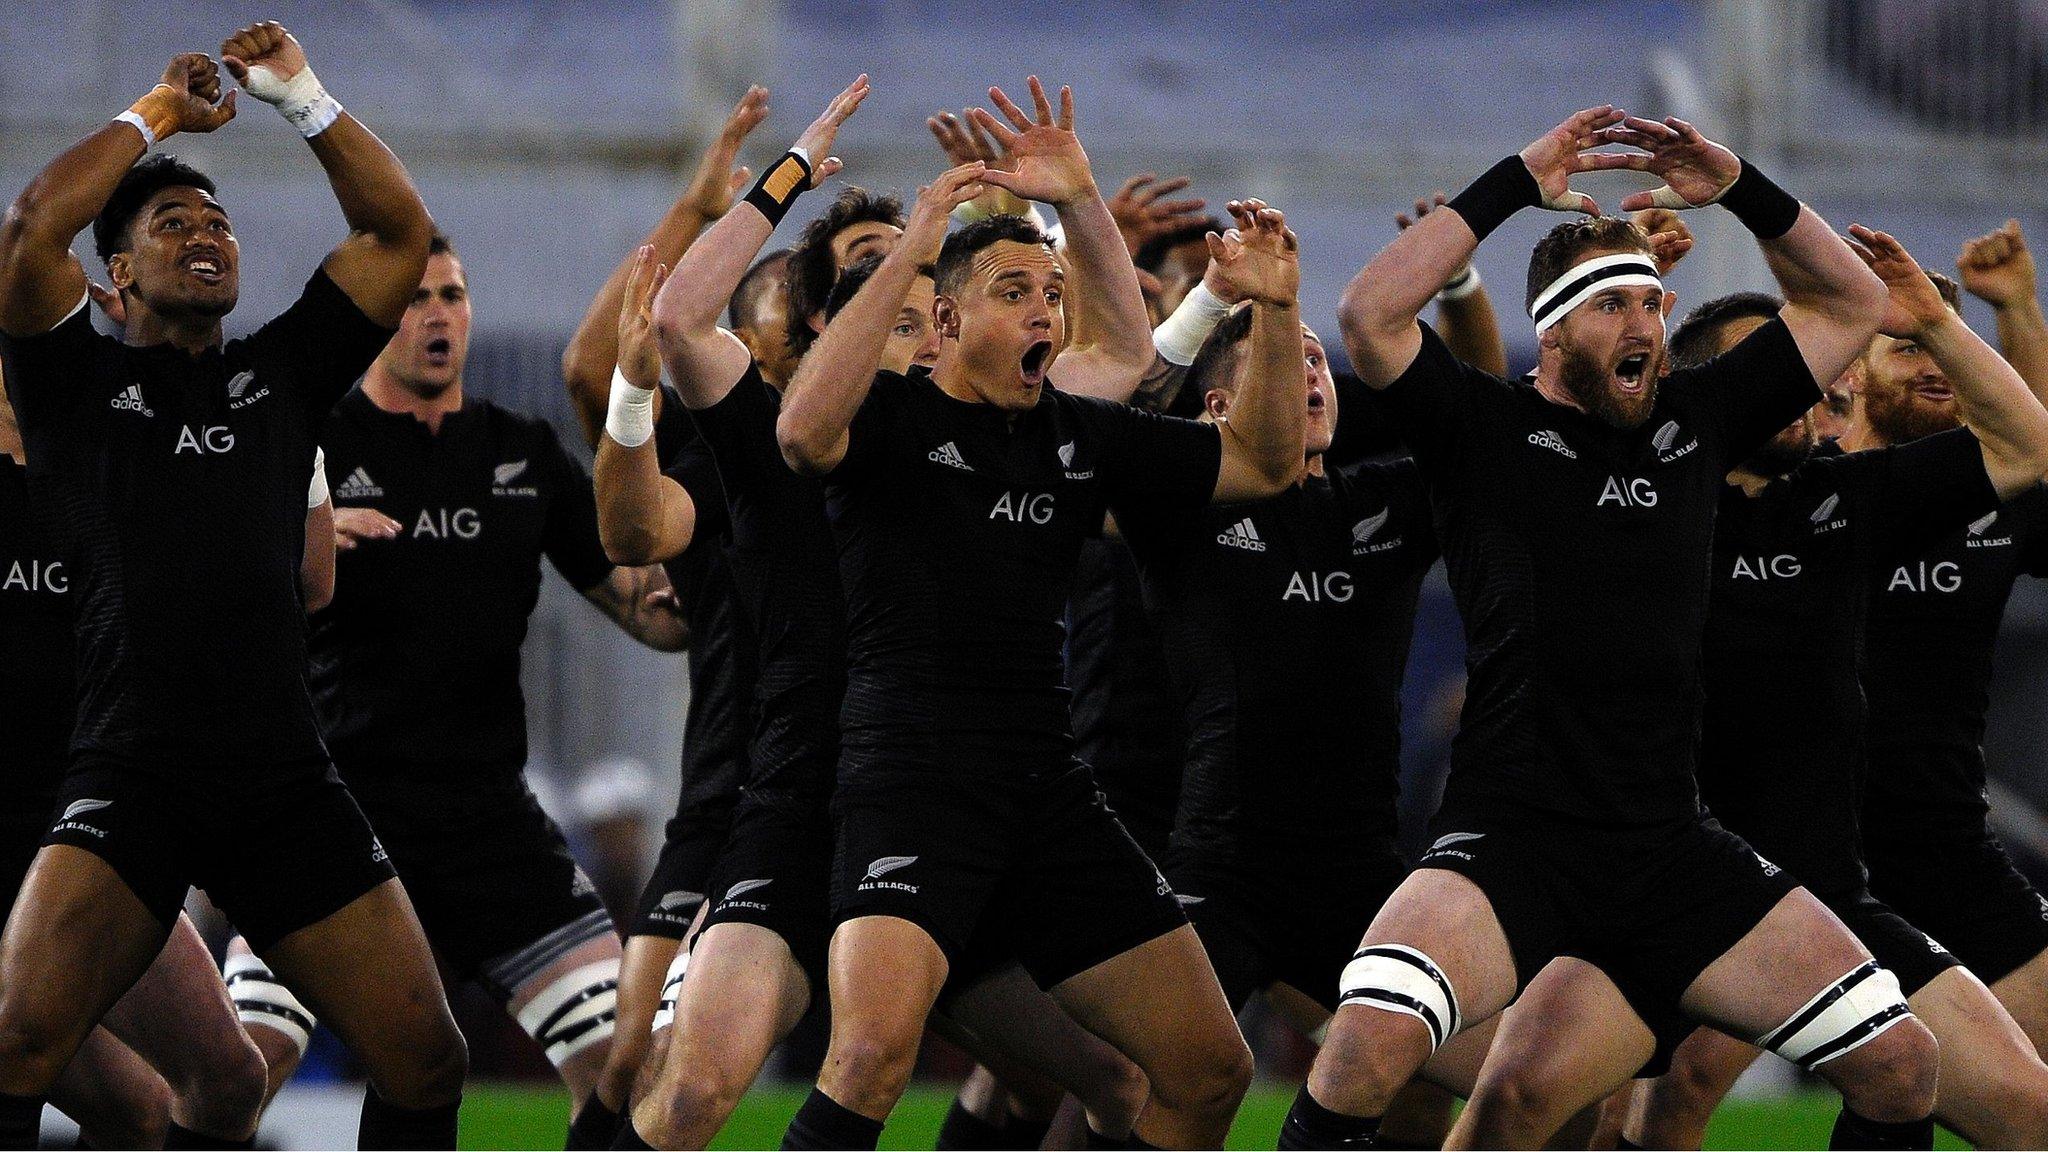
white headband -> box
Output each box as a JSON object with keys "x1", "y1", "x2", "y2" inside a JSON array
[{"x1": 1529, "y1": 253, "x2": 1662, "y2": 334}]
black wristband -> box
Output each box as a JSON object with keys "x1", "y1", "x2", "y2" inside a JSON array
[
  {"x1": 1446, "y1": 155, "x2": 1541, "y2": 244},
  {"x1": 744, "y1": 150, "x2": 813, "y2": 227},
  {"x1": 1717, "y1": 159, "x2": 1801, "y2": 240}
]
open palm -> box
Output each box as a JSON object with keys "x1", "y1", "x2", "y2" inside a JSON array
[{"x1": 970, "y1": 77, "x2": 1094, "y2": 206}]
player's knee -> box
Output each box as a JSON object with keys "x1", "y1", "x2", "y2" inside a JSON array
[
  {"x1": 826, "y1": 1031, "x2": 921, "y2": 1103},
  {"x1": 1147, "y1": 1031, "x2": 1252, "y2": 1121},
  {"x1": 1083, "y1": 1052, "x2": 1151, "y2": 1127},
  {"x1": 168, "y1": 1035, "x2": 268, "y2": 1133},
  {"x1": 1468, "y1": 1057, "x2": 1576, "y2": 1134},
  {"x1": 1308, "y1": 1012, "x2": 1425, "y2": 1116},
  {"x1": 0, "y1": 998, "x2": 88, "y2": 1088},
  {"x1": 1827, "y1": 1016, "x2": 1937, "y2": 1122},
  {"x1": 84, "y1": 1074, "x2": 173, "y2": 1150},
  {"x1": 376, "y1": 1023, "x2": 469, "y2": 1108}
]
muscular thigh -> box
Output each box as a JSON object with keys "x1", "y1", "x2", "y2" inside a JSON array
[{"x1": 1681, "y1": 888, "x2": 1873, "y2": 1039}]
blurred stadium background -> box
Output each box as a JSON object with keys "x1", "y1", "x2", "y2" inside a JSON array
[{"x1": 3, "y1": 0, "x2": 2045, "y2": 1146}]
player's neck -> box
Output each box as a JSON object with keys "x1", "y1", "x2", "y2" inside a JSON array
[
  {"x1": 0, "y1": 407, "x2": 21, "y2": 464},
  {"x1": 1837, "y1": 415, "x2": 1889, "y2": 454},
  {"x1": 362, "y1": 365, "x2": 464, "y2": 434},
  {"x1": 1300, "y1": 454, "x2": 1324, "y2": 483},
  {"x1": 1529, "y1": 365, "x2": 1589, "y2": 418},
  {"x1": 123, "y1": 304, "x2": 222, "y2": 356}
]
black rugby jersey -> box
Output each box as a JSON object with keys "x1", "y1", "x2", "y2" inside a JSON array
[
  {"x1": 1120, "y1": 459, "x2": 1437, "y2": 862},
  {"x1": 657, "y1": 421, "x2": 754, "y2": 834},
  {"x1": 0, "y1": 456, "x2": 75, "y2": 803},
  {"x1": 1065, "y1": 537, "x2": 1185, "y2": 845},
  {"x1": 310, "y1": 388, "x2": 614, "y2": 775},
  {"x1": 1700, "y1": 430, "x2": 1995, "y2": 895},
  {"x1": 1862, "y1": 479, "x2": 2048, "y2": 841},
  {"x1": 687, "y1": 363, "x2": 846, "y2": 808},
  {"x1": 827, "y1": 370, "x2": 1221, "y2": 780},
  {"x1": 1380, "y1": 319, "x2": 1817, "y2": 828},
  {"x1": 0, "y1": 271, "x2": 390, "y2": 769}
]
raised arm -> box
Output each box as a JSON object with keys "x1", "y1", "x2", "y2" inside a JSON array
[
  {"x1": 1958, "y1": 220, "x2": 2048, "y2": 404},
  {"x1": 0, "y1": 54, "x2": 235, "y2": 336},
  {"x1": 563, "y1": 87, "x2": 768, "y2": 447},
  {"x1": 971, "y1": 78, "x2": 1153, "y2": 400},
  {"x1": 1340, "y1": 106, "x2": 1622, "y2": 388},
  {"x1": 221, "y1": 23, "x2": 432, "y2": 328},
  {"x1": 1210, "y1": 201, "x2": 1307, "y2": 503},
  {"x1": 1397, "y1": 193, "x2": 1509, "y2": 378},
  {"x1": 596, "y1": 247, "x2": 698, "y2": 566},
  {"x1": 1593, "y1": 115, "x2": 1886, "y2": 389},
  {"x1": 649, "y1": 77, "x2": 866, "y2": 412},
  {"x1": 777, "y1": 165, "x2": 986, "y2": 474},
  {"x1": 1850, "y1": 225, "x2": 2048, "y2": 498}
]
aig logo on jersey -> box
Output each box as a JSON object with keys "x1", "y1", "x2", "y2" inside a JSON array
[
  {"x1": 2, "y1": 558, "x2": 65, "y2": 595},
  {"x1": 1597, "y1": 475, "x2": 1658, "y2": 508},
  {"x1": 1350, "y1": 508, "x2": 1404, "y2": 556},
  {"x1": 1966, "y1": 510, "x2": 2012, "y2": 548},
  {"x1": 1652, "y1": 419, "x2": 1698, "y2": 463},
  {"x1": 175, "y1": 425, "x2": 235, "y2": 455},
  {"x1": 989, "y1": 490, "x2": 1054, "y2": 524},
  {"x1": 491, "y1": 459, "x2": 537, "y2": 498}
]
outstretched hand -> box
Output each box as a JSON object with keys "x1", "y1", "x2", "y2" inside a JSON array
[
  {"x1": 1846, "y1": 224, "x2": 1950, "y2": 339},
  {"x1": 1108, "y1": 173, "x2": 1208, "y2": 254},
  {"x1": 1581, "y1": 115, "x2": 1742, "y2": 212},
  {"x1": 792, "y1": 76, "x2": 870, "y2": 187},
  {"x1": 928, "y1": 107, "x2": 1030, "y2": 217},
  {"x1": 616, "y1": 245, "x2": 670, "y2": 389},
  {"x1": 1206, "y1": 199, "x2": 1298, "y2": 308},
  {"x1": 1518, "y1": 105, "x2": 1625, "y2": 215},
  {"x1": 150, "y1": 53, "x2": 237, "y2": 135},
  {"x1": 970, "y1": 77, "x2": 1096, "y2": 207},
  {"x1": 1958, "y1": 219, "x2": 2036, "y2": 310},
  {"x1": 685, "y1": 86, "x2": 770, "y2": 218}
]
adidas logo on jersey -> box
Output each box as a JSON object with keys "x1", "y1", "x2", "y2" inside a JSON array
[
  {"x1": 109, "y1": 384, "x2": 153, "y2": 417},
  {"x1": 928, "y1": 442, "x2": 972, "y2": 471},
  {"x1": 1216, "y1": 517, "x2": 1267, "y2": 552},
  {"x1": 1528, "y1": 429, "x2": 1576, "y2": 459},
  {"x1": 336, "y1": 467, "x2": 384, "y2": 499},
  {"x1": 1350, "y1": 508, "x2": 1402, "y2": 555},
  {"x1": 858, "y1": 855, "x2": 920, "y2": 894},
  {"x1": 1966, "y1": 509, "x2": 2013, "y2": 548}
]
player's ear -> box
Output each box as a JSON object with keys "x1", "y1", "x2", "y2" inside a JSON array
[
  {"x1": 934, "y1": 295, "x2": 961, "y2": 341},
  {"x1": 1204, "y1": 387, "x2": 1231, "y2": 421},
  {"x1": 106, "y1": 253, "x2": 133, "y2": 292},
  {"x1": 1660, "y1": 290, "x2": 1677, "y2": 319}
]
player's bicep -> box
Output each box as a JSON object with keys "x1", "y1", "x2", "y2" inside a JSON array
[
  {"x1": 1052, "y1": 346, "x2": 1145, "y2": 403},
  {"x1": 319, "y1": 233, "x2": 422, "y2": 330},
  {"x1": 1210, "y1": 430, "x2": 1278, "y2": 504},
  {"x1": 0, "y1": 248, "x2": 88, "y2": 338},
  {"x1": 1347, "y1": 319, "x2": 1425, "y2": 391},
  {"x1": 1777, "y1": 303, "x2": 1870, "y2": 406}
]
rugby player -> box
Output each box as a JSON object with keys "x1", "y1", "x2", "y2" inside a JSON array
[
  {"x1": 773, "y1": 76, "x2": 1308, "y2": 1149},
  {"x1": 558, "y1": 89, "x2": 772, "y2": 1149},
  {"x1": 1844, "y1": 216, "x2": 2048, "y2": 1060},
  {"x1": 219, "y1": 230, "x2": 688, "y2": 1142},
  {"x1": 1620, "y1": 232, "x2": 2048, "y2": 1148},
  {"x1": 0, "y1": 27, "x2": 467, "y2": 1149},
  {"x1": 1281, "y1": 108, "x2": 1938, "y2": 1150}
]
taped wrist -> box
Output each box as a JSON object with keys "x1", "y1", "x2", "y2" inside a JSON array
[
  {"x1": 744, "y1": 148, "x2": 814, "y2": 228},
  {"x1": 1154, "y1": 280, "x2": 1234, "y2": 366},
  {"x1": 116, "y1": 85, "x2": 181, "y2": 147},
  {"x1": 605, "y1": 366, "x2": 657, "y2": 448},
  {"x1": 307, "y1": 446, "x2": 329, "y2": 509},
  {"x1": 242, "y1": 63, "x2": 343, "y2": 138},
  {"x1": 1718, "y1": 159, "x2": 1801, "y2": 240},
  {"x1": 1438, "y1": 265, "x2": 1484, "y2": 302},
  {"x1": 1446, "y1": 156, "x2": 1541, "y2": 244}
]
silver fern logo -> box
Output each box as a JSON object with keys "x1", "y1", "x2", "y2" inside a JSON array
[
  {"x1": 61, "y1": 798, "x2": 110, "y2": 821},
  {"x1": 864, "y1": 856, "x2": 917, "y2": 880},
  {"x1": 723, "y1": 878, "x2": 773, "y2": 900},
  {"x1": 1810, "y1": 493, "x2": 1840, "y2": 523},
  {"x1": 656, "y1": 890, "x2": 702, "y2": 911},
  {"x1": 1652, "y1": 420, "x2": 1680, "y2": 452},
  {"x1": 493, "y1": 460, "x2": 528, "y2": 485},
  {"x1": 1969, "y1": 511, "x2": 2000, "y2": 536}
]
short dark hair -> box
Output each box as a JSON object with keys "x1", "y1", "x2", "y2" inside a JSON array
[
  {"x1": 1669, "y1": 291, "x2": 1785, "y2": 370},
  {"x1": 1524, "y1": 216, "x2": 1655, "y2": 315},
  {"x1": 729, "y1": 248, "x2": 790, "y2": 332},
  {"x1": 428, "y1": 231, "x2": 457, "y2": 258},
  {"x1": 785, "y1": 187, "x2": 903, "y2": 358},
  {"x1": 93, "y1": 154, "x2": 218, "y2": 265},
  {"x1": 1185, "y1": 302, "x2": 1256, "y2": 399},
  {"x1": 1133, "y1": 218, "x2": 1224, "y2": 275},
  {"x1": 934, "y1": 214, "x2": 1052, "y2": 298},
  {"x1": 825, "y1": 253, "x2": 937, "y2": 321}
]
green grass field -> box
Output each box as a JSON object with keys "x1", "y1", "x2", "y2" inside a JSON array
[{"x1": 456, "y1": 1082, "x2": 1972, "y2": 1150}]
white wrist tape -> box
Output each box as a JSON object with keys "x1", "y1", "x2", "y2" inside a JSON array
[
  {"x1": 112, "y1": 110, "x2": 157, "y2": 149},
  {"x1": 1438, "y1": 265, "x2": 1484, "y2": 302},
  {"x1": 242, "y1": 62, "x2": 342, "y2": 138},
  {"x1": 307, "y1": 446, "x2": 329, "y2": 509},
  {"x1": 605, "y1": 366, "x2": 657, "y2": 448},
  {"x1": 1153, "y1": 280, "x2": 1233, "y2": 366}
]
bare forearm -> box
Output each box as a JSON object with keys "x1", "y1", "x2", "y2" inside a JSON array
[
  {"x1": 565, "y1": 198, "x2": 716, "y2": 443},
  {"x1": 1228, "y1": 299, "x2": 1308, "y2": 485},
  {"x1": 1436, "y1": 287, "x2": 1509, "y2": 377},
  {"x1": 0, "y1": 124, "x2": 141, "y2": 332},
  {"x1": 594, "y1": 437, "x2": 692, "y2": 565},
  {"x1": 306, "y1": 114, "x2": 432, "y2": 250},
  {"x1": 1340, "y1": 211, "x2": 1475, "y2": 386},
  {"x1": 1764, "y1": 207, "x2": 1884, "y2": 320},
  {"x1": 1055, "y1": 192, "x2": 1153, "y2": 367},
  {"x1": 1921, "y1": 313, "x2": 2048, "y2": 492},
  {"x1": 1992, "y1": 296, "x2": 2048, "y2": 405},
  {"x1": 777, "y1": 244, "x2": 916, "y2": 471}
]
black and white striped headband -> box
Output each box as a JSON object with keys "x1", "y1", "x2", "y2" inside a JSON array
[{"x1": 1529, "y1": 253, "x2": 1662, "y2": 334}]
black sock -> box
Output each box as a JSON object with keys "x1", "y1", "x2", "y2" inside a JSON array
[
  {"x1": 163, "y1": 1123, "x2": 255, "y2": 1150},
  {"x1": 0, "y1": 1092, "x2": 43, "y2": 1151},
  {"x1": 609, "y1": 1118, "x2": 655, "y2": 1151},
  {"x1": 1122, "y1": 1137, "x2": 1163, "y2": 1151},
  {"x1": 935, "y1": 1099, "x2": 1008, "y2": 1150},
  {"x1": 1277, "y1": 1084, "x2": 1380, "y2": 1150},
  {"x1": 1083, "y1": 1127, "x2": 1121, "y2": 1150},
  {"x1": 1616, "y1": 1139, "x2": 1644, "y2": 1151},
  {"x1": 1829, "y1": 1108, "x2": 1933, "y2": 1151},
  {"x1": 1002, "y1": 1112, "x2": 1053, "y2": 1150},
  {"x1": 358, "y1": 1090, "x2": 461, "y2": 1151},
  {"x1": 780, "y1": 1089, "x2": 882, "y2": 1151},
  {"x1": 565, "y1": 1096, "x2": 623, "y2": 1151}
]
